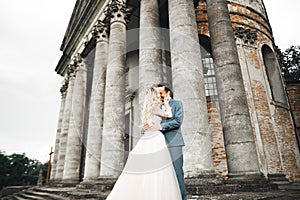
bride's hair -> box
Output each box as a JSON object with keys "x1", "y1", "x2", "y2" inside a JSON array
[{"x1": 141, "y1": 87, "x2": 161, "y2": 127}]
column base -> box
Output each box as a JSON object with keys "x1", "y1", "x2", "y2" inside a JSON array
[
  {"x1": 59, "y1": 178, "x2": 80, "y2": 187},
  {"x1": 77, "y1": 177, "x2": 117, "y2": 192},
  {"x1": 226, "y1": 172, "x2": 266, "y2": 183},
  {"x1": 93, "y1": 177, "x2": 117, "y2": 192},
  {"x1": 225, "y1": 172, "x2": 278, "y2": 192},
  {"x1": 77, "y1": 179, "x2": 99, "y2": 190},
  {"x1": 48, "y1": 179, "x2": 63, "y2": 187}
]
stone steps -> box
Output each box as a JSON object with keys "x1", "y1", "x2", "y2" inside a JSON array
[
  {"x1": 32, "y1": 186, "x2": 75, "y2": 198},
  {"x1": 2, "y1": 181, "x2": 300, "y2": 200},
  {"x1": 24, "y1": 190, "x2": 67, "y2": 200},
  {"x1": 277, "y1": 182, "x2": 300, "y2": 190},
  {"x1": 70, "y1": 190, "x2": 108, "y2": 200},
  {"x1": 1, "y1": 187, "x2": 74, "y2": 200},
  {"x1": 16, "y1": 192, "x2": 43, "y2": 200}
]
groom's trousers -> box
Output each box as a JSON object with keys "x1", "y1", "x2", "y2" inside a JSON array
[{"x1": 168, "y1": 146, "x2": 186, "y2": 200}]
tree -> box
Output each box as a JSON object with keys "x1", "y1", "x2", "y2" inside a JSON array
[
  {"x1": 278, "y1": 45, "x2": 300, "y2": 81},
  {"x1": 0, "y1": 151, "x2": 47, "y2": 190},
  {"x1": 0, "y1": 151, "x2": 11, "y2": 187}
]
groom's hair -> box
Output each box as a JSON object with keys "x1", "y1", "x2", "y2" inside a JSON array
[{"x1": 157, "y1": 83, "x2": 174, "y2": 98}]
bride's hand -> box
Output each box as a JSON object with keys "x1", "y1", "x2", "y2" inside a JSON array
[
  {"x1": 164, "y1": 94, "x2": 170, "y2": 104},
  {"x1": 142, "y1": 123, "x2": 150, "y2": 132},
  {"x1": 163, "y1": 95, "x2": 172, "y2": 118}
]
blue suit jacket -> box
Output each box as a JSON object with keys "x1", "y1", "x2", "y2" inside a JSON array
[{"x1": 161, "y1": 99, "x2": 185, "y2": 147}]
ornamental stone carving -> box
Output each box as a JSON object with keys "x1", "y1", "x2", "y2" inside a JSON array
[
  {"x1": 91, "y1": 20, "x2": 109, "y2": 42},
  {"x1": 66, "y1": 54, "x2": 83, "y2": 80},
  {"x1": 233, "y1": 26, "x2": 257, "y2": 44},
  {"x1": 60, "y1": 77, "x2": 69, "y2": 95},
  {"x1": 72, "y1": 53, "x2": 83, "y2": 64},
  {"x1": 67, "y1": 63, "x2": 77, "y2": 79},
  {"x1": 104, "y1": 0, "x2": 132, "y2": 25}
]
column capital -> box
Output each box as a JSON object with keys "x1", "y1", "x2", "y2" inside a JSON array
[
  {"x1": 92, "y1": 20, "x2": 109, "y2": 43},
  {"x1": 72, "y1": 53, "x2": 83, "y2": 64},
  {"x1": 67, "y1": 63, "x2": 77, "y2": 79},
  {"x1": 60, "y1": 77, "x2": 69, "y2": 96},
  {"x1": 233, "y1": 26, "x2": 257, "y2": 45},
  {"x1": 73, "y1": 54, "x2": 87, "y2": 72},
  {"x1": 68, "y1": 53, "x2": 86, "y2": 76},
  {"x1": 104, "y1": 0, "x2": 132, "y2": 25}
]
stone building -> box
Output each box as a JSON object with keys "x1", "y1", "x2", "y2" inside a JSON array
[{"x1": 50, "y1": 0, "x2": 300, "y2": 188}]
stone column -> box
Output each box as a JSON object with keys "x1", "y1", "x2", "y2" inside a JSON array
[
  {"x1": 55, "y1": 64, "x2": 76, "y2": 180},
  {"x1": 62, "y1": 55, "x2": 87, "y2": 184},
  {"x1": 99, "y1": 0, "x2": 131, "y2": 177},
  {"x1": 168, "y1": 0, "x2": 214, "y2": 176},
  {"x1": 206, "y1": 0, "x2": 261, "y2": 178},
  {"x1": 83, "y1": 21, "x2": 109, "y2": 182},
  {"x1": 50, "y1": 79, "x2": 67, "y2": 182},
  {"x1": 139, "y1": 0, "x2": 162, "y2": 108}
]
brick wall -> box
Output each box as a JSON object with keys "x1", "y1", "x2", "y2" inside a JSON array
[
  {"x1": 286, "y1": 81, "x2": 300, "y2": 145},
  {"x1": 285, "y1": 81, "x2": 300, "y2": 180},
  {"x1": 207, "y1": 99, "x2": 228, "y2": 178}
]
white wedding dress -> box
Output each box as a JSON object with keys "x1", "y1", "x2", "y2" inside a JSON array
[{"x1": 106, "y1": 109, "x2": 182, "y2": 200}]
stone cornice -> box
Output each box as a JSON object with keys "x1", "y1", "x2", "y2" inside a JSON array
[
  {"x1": 55, "y1": 0, "x2": 135, "y2": 76},
  {"x1": 60, "y1": 1, "x2": 99, "y2": 52},
  {"x1": 55, "y1": 0, "x2": 108, "y2": 76}
]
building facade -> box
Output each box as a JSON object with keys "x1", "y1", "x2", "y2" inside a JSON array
[{"x1": 50, "y1": 0, "x2": 300, "y2": 186}]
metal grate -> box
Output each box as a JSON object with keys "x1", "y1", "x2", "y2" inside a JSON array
[{"x1": 202, "y1": 57, "x2": 218, "y2": 97}]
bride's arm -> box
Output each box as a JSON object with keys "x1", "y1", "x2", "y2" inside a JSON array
[{"x1": 164, "y1": 99, "x2": 172, "y2": 118}]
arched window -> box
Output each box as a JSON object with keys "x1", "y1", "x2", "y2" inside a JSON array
[
  {"x1": 262, "y1": 45, "x2": 288, "y2": 106},
  {"x1": 199, "y1": 35, "x2": 218, "y2": 97}
]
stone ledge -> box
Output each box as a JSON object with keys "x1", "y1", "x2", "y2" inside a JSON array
[{"x1": 277, "y1": 182, "x2": 300, "y2": 190}]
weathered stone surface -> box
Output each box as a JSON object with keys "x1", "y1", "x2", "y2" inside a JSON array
[
  {"x1": 55, "y1": 67, "x2": 76, "y2": 180},
  {"x1": 100, "y1": 1, "x2": 128, "y2": 177},
  {"x1": 139, "y1": 0, "x2": 163, "y2": 118},
  {"x1": 83, "y1": 22, "x2": 109, "y2": 181},
  {"x1": 169, "y1": 0, "x2": 214, "y2": 176},
  {"x1": 63, "y1": 61, "x2": 87, "y2": 183},
  {"x1": 50, "y1": 92, "x2": 66, "y2": 181},
  {"x1": 206, "y1": 0, "x2": 260, "y2": 176}
]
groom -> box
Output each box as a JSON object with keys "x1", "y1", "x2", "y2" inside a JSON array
[{"x1": 144, "y1": 83, "x2": 186, "y2": 200}]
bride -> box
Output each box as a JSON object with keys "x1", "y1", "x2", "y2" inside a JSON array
[{"x1": 106, "y1": 87, "x2": 182, "y2": 200}]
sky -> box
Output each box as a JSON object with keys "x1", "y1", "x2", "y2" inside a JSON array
[{"x1": 0, "y1": 0, "x2": 299, "y2": 163}]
